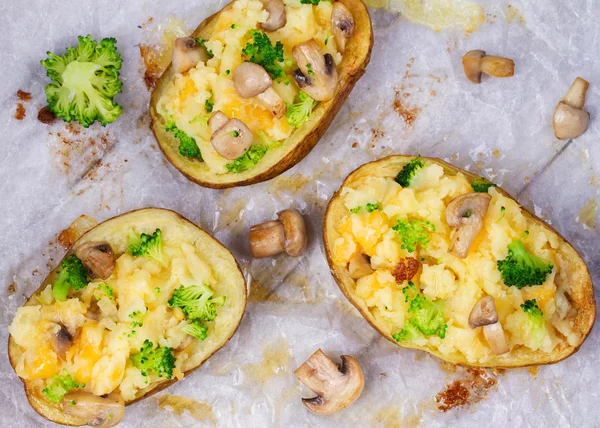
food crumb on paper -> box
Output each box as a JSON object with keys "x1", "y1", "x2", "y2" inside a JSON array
[
  {"x1": 435, "y1": 368, "x2": 497, "y2": 412},
  {"x1": 17, "y1": 90, "x2": 32, "y2": 102},
  {"x1": 14, "y1": 103, "x2": 26, "y2": 120},
  {"x1": 38, "y1": 106, "x2": 57, "y2": 125},
  {"x1": 506, "y1": 4, "x2": 526, "y2": 25}
]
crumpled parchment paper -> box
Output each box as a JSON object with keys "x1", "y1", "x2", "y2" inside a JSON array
[{"x1": 0, "y1": 0, "x2": 599, "y2": 426}]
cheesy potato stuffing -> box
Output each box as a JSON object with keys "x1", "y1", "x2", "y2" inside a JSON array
[{"x1": 332, "y1": 163, "x2": 582, "y2": 364}]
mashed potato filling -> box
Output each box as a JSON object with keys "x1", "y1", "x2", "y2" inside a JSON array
[
  {"x1": 157, "y1": 0, "x2": 341, "y2": 174},
  {"x1": 332, "y1": 164, "x2": 581, "y2": 364},
  {"x1": 9, "y1": 239, "x2": 221, "y2": 401}
]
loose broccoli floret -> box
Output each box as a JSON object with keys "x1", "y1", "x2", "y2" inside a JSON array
[
  {"x1": 42, "y1": 371, "x2": 84, "y2": 403},
  {"x1": 392, "y1": 219, "x2": 435, "y2": 253},
  {"x1": 131, "y1": 340, "x2": 176, "y2": 379},
  {"x1": 225, "y1": 145, "x2": 268, "y2": 173},
  {"x1": 286, "y1": 90, "x2": 318, "y2": 128},
  {"x1": 242, "y1": 31, "x2": 285, "y2": 79},
  {"x1": 128, "y1": 228, "x2": 166, "y2": 265},
  {"x1": 181, "y1": 320, "x2": 208, "y2": 341},
  {"x1": 350, "y1": 202, "x2": 381, "y2": 214},
  {"x1": 168, "y1": 284, "x2": 226, "y2": 322},
  {"x1": 394, "y1": 282, "x2": 447, "y2": 341},
  {"x1": 41, "y1": 35, "x2": 123, "y2": 127},
  {"x1": 165, "y1": 122, "x2": 202, "y2": 159},
  {"x1": 520, "y1": 299, "x2": 547, "y2": 343},
  {"x1": 395, "y1": 157, "x2": 425, "y2": 187},
  {"x1": 471, "y1": 178, "x2": 496, "y2": 193},
  {"x1": 53, "y1": 254, "x2": 89, "y2": 302},
  {"x1": 497, "y1": 240, "x2": 554, "y2": 288}
]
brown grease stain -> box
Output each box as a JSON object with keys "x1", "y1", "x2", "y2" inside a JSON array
[
  {"x1": 242, "y1": 338, "x2": 292, "y2": 385},
  {"x1": 435, "y1": 368, "x2": 497, "y2": 412},
  {"x1": 248, "y1": 279, "x2": 283, "y2": 303},
  {"x1": 527, "y1": 366, "x2": 539, "y2": 377},
  {"x1": 158, "y1": 395, "x2": 215, "y2": 423},
  {"x1": 57, "y1": 215, "x2": 98, "y2": 248},
  {"x1": 7, "y1": 283, "x2": 16, "y2": 294},
  {"x1": 577, "y1": 198, "x2": 598, "y2": 230},
  {"x1": 269, "y1": 173, "x2": 311, "y2": 195}
]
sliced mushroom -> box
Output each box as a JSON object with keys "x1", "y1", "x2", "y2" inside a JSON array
[
  {"x1": 294, "y1": 349, "x2": 364, "y2": 414},
  {"x1": 210, "y1": 118, "x2": 253, "y2": 159},
  {"x1": 462, "y1": 50, "x2": 515, "y2": 84},
  {"x1": 233, "y1": 63, "x2": 287, "y2": 118},
  {"x1": 208, "y1": 110, "x2": 229, "y2": 133},
  {"x1": 553, "y1": 77, "x2": 590, "y2": 140},
  {"x1": 74, "y1": 242, "x2": 115, "y2": 280},
  {"x1": 348, "y1": 253, "x2": 373, "y2": 279},
  {"x1": 260, "y1": 0, "x2": 287, "y2": 31},
  {"x1": 176, "y1": 334, "x2": 193, "y2": 352},
  {"x1": 61, "y1": 392, "x2": 124, "y2": 428},
  {"x1": 292, "y1": 39, "x2": 338, "y2": 101},
  {"x1": 249, "y1": 209, "x2": 307, "y2": 258},
  {"x1": 468, "y1": 296, "x2": 499, "y2": 328},
  {"x1": 49, "y1": 323, "x2": 73, "y2": 360},
  {"x1": 172, "y1": 37, "x2": 210, "y2": 75},
  {"x1": 331, "y1": 2, "x2": 355, "y2": 53},
  {"x1": 482, "y1": 322, "x2": 509, "y2": 355},
  {"x1": 446, "y1": 192, "x2": 491, "y2": 258}
]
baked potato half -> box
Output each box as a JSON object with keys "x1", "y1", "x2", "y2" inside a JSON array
[
  {"x1": 323, "y1": 156, "x2": 595, "y2": 367},
  {"x1": 8, "y1": 208, "x2": 246, "y2": 426},
  {"x1": 150, "y1": 0, "x2": 372, "y2": 188}
]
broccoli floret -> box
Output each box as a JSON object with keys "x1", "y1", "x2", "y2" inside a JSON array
[
  {"x1": 520, "y1": 299, "x2": 547, "y2": 343},
  {"x1": 242, "y1": 31, "x2": 285, "y2": 79},
  {"x1": 204, "y1": 98, "x2": 214, "y2": 113},
  {"x1": 129, "y1": 310, "x2": 144, "y2": 328},
  {"x1": 41, "y1": 35, "x2": 123, "y2": 127},
  {"x1": 181, "y1": 320, "x2": 208, "y2": 341},
  {"x1": 286, "y1": 90, "x2": 318, "y2": 128},
  {"x1": 497, "y1": 240, "x2": 554, "y2": 288},
  {"x1": 471, "y1": 178, "x2": 496, "y2": 193},
  {"x1": 392, "y1": 219, "x2": 435, "y2": 253},
  {"x1": 394, "y1": 282, "x2": 447, "y2": 341},
  {"x1": 42, "y1": 371, "x2": 84, "y2": 403},
  {"x1": 131, "y1": 340, "x2": 176, "y2": 379},
  {"x1": 165, "y1": 122, "x2": 202, "y2": 159},
  {"x1": 128, "y1": 228, "x2": 166, "y2": 265},
  {"x1": 194, "y1": 38, "x2": 214, "y2": 58},
  {"x1": 300, "y1": 0, "x2": 324, "y2": 4},
  {"x1": 225, "y1": 145, "x2": 268, "y2": 173},
  {"x1": 395, "y1": 157, "x2": 425, "y2": 187},
  {"x1": 350, "y1": 202, "x2": 381, "y2": 214},
  {"x1": 53, "y1": 254, "x2": 89, "y2": 302},
  {"x1": 497, "y1": 206, "x2": 506, "y2": 223},
  {"x1": 97, "y1": 283, "x2": 113, "y2": 300},
  {"x1": 168, "y1": 284, "x2": 226, "y2": 322}
]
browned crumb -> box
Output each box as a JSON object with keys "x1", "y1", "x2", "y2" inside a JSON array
[
  {"x1": 392, "y1": 257, "x2": 420, "y2": 283},
  {"x1": 436, "y1": 368, "x2": 497, "y2": 412},
  {"x1": 7, "y1": 283, "x2": 16, "y2": 294},
  {"x1": 139, "y1": 45, "x2": 163, "y2": 90},
  {"x1": 38, "y1": 106, "x2": 57, "y2": 125},
  {"x1": 15, "y1": 103, "x2": 26, "y2": 120},
  {"x1": 17, "y1": 90, "x2": 32, "y2": 102}
]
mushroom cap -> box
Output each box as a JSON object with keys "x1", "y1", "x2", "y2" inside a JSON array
[
  {"x1": 210, "y1": 118, "x2": 254, "y2": 160},
  {"x1": 462, "y1": 50, "x2": 486, "y2": 83},
  {"x1": 294, "y1": 349, "x2": 364, "y2": 414},
  {"x1": 249, "y1": 220, "x2": 286, "y2": 258},
  {"x1": 49, "y1": 323, "x2": 73, "y2": 360},
  {"x1": 278, "y1": 209, "x2": 307, "y2": 257},
  {"x1": 331, "y1": 2, "x2": 355, "y2": 53},
  {"x1": 172, "y1": 37, "x2": 209, "y2": 75},
  {"x1": 468, "y1": 295, "x2": 499, "y2": 328},
  {"x1": 554, "y1": 101, "x2": 590, "y2": 140},
  {"x1": 61, "y1": 392, "x2": 124, "y2": 428},
  {"x1": 208, "y1": 110, "x2": 229, "y2": 133},
  {"x1": 348, "y1": 253, "x2": 373, "y2": 279},
  {"x1": 74, "y1": 241, "x2": 115, "y2": 280},
  {"x1": 260, "y1": 0, "x2": 287, "y2": 31},
  {"x1": 482, "y1": 322, "x2": 510, "y2": 355},
  {"x1": 446, "y1": 192, "x2": 491, "y2": 258},
  {"x1": 232, "y1": 62, "x2": 272, "y2": 98},
  {"x1": 292, "y1": 39, "x2": 338, "y2": 101}
]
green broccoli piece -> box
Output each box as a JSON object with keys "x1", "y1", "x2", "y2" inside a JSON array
[
  {"x1": 520, "y1": 299, "x2": 547, "y2": 343},
  {"x1": 194, "y1": 38, "x2": 214, "y2": 58},
  {"x1": 350, "y1": 202, "x2": 381, "y2": 214},
  {"x1": 41, "y1": 35, "x2": 123, "y2": 127},
  {"x1": 168, "y1": 284, "x2": 226, "y2": 322},
  {"x1": 97, "y1": 283, "x2": 113, "y2": 300},
  {"x1": 225, "y1": 145, "x2": 268, "y2": 173},
  {"x1": 205, "y1": 98, "x2": 214, "y2": 113},
  {"x1": 42, "y1": 371, "x2": 84, "y2": 403},
  {"x1": 286, "y1": 90, "x2": 318, "y2": 128},
  {"x1": 300, "y1": 0, "x2": 327, "y2": 4},
  {"x1": 395, "y1": 157, "x2": 425, "y2": 187},
  {"x1": 181, "y1": 320, "x2": 208, "y2": 341},
  {"x1": 53, "y1": 254, "x2": 89, "y2": 302},
  {"x1": 497, "y1": 240, "x2": 554, "y2": 288},
  {"x1": 394, "y1": 282, "x2": 447, "y2": 341},
  {"x1": 129, "y1": 310, "x2": 144, "y2": 328},
  {"x1": 128, "y1": 228, "x2": 166, "y2": 265},
  {"x1": 242, "y1": 31, "x2": 285, "y2": 79},
  {"x1": 497, "y1": 206, "x2": 506, "y2": 223},
  {"x1": 165, "y1": 122, "x2": 202, "y2": 159},
  {"x1": 131, "y1": 340, "x2": 176, "y2": 379},
  {"x1": 392, "y1": 219, "x2": 435, "y2": 253},
  {"x1": 471, "y1": 178, "x2": 496, "y2": 193}
]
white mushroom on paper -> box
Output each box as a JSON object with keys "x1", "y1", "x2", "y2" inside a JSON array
[
  {"x1": 468, "y1": 296, "x2": 509, "y2": 355},
  {"x1": 249, "y1": 209, "x2": 307, "y2": 258},
  {"x1": 171, "y1": 37, "x2": 210, "y2": 75},
  {"x1": 232, "y1": 62, "x2": 286, "y2": 118},
  {"x1": 553, "y1": 77, "x2": 590, "y2": 140},
  {"x1": 446, "y1": 192, "x2": 491, "y2": 258},
  {"x1": 292, "y1": 39, "x2": 339, "y2": 101},
  {"x1": 462, "y1": 50, "x2": 515, "y2": 84},
  {"x1": 294, "y1": 349, "x2": 364, "y2": 414}
]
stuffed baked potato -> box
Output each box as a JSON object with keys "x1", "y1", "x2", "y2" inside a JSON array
[
  {"x1": 8, "y1": 209, "x2": 246, "y2": 426},
  {"x1": 150, "y1": 0, "x2": 372, "y2": 188},
  {"x1": 323, "y1": 156, "x2": 595, "y2": 367}
]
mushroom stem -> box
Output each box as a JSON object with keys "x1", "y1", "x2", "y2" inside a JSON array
[
  {"x1": 249, "y1": 209, "x2": 307, "y2": 258},
  {"x1": 482, "y1": 322, "x2": 509, "y2": 355},
  {"x1": 563, "y1": 77, "x2": 589, "y2": 110},
  {"x1": 331, "y1": 2, "x2": 355, "y2": 53},
  {"x1": 462, "y1": 50, "x2": 514, "y2": 84},
  {"x1": 257, "y1": 87, "x2": 287, "y2": 118},
  {"x1": 208, "y1": 111, "x2": 229, "y2": 133},
  {"x1": 61, "y1": 392, "x2": 124, "y2": 428}
]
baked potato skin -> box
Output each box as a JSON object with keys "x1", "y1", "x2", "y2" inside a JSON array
[
  {"x1": 8, "y1": 208, "x2": 247, "y2": 426},
  {"x1": 323, "y1": 156, "x2": 596, "y2": 368},
  {"x1": 150, "y1": 0, "x2": 373, "y2": 189}
]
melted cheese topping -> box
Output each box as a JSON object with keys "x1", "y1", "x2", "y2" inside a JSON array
[
  {"x1": 157, "y1": 0, "x2": 341, "y2": 174},
  {"x1": 9, "y1": 239, "x2": 221, "y2": 401},
  {"x1": 332, "y1": 165, "x2": 581, "y2": 364}
]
